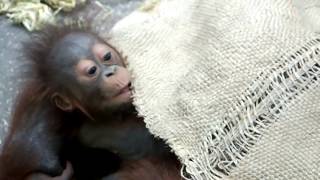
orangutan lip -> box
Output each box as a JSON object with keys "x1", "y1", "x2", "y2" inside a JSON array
[
  {"x1": 119, "y1": 86, "x2": 130, "y2": 94},
  {"x1": 114, "y1": 84, "x2": 131, "y2": 97}
]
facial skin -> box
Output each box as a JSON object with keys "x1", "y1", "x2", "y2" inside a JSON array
[
  {"x1": 48, "y1": 32, "x2": 132, "y2": 117},
  {"x1": 25, "y1": 162, "x2": 73, "y2": 180}
]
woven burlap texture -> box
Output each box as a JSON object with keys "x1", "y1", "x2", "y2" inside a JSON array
[{"x1": 107, "y1": 0, "x2": 320, "y2": 179}]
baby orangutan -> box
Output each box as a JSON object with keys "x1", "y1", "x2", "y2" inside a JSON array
[{"x1": 0, "y1": 25, "x2": 181, "y2": 180}]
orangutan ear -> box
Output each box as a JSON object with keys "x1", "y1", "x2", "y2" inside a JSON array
[{"x1": 52, "y1": 93, "x2": 74, "y2": 112}]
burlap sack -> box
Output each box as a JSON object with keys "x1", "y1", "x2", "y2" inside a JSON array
[{"x1": 106, "y1": 0, "x2": 320, "y2": 179}]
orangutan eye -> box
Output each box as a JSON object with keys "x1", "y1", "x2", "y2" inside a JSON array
[
  {"x1": 103, "y1": 52, "x2": 112, "y2": 61},
  {"x1": 87, "y1": 66, "x2": 97, "y2": 76}
]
